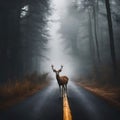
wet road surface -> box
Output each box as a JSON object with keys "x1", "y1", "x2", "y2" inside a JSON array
[{"x1": 0, "y1": 82, "x2": 120, "y2": 120}]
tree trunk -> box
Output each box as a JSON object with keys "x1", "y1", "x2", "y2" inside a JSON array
[
  {"x1": 88, "y1": 9, "x2": 94, "y2": 58},
  {"x1": 88, "y1": 8, "x2": 99, "y2": 81},
  {"x1": 93, "y1": 2, "x2": 101, "y2": 63},
  {"x1": 105, "y1": 0, "x2": 117, "y2": 77}
]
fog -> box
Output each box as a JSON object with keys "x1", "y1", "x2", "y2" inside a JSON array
[
  {"x1": 41, "y1": 0, "x2": 80, "y2": 78},
  {"x1": 1, "y1": 0, "x2": 120, "y2": 82},
  {"x1": 40, "y1": 0, "x2": 120, "y2": 81},
  {"x1": 41, "y1": 0, "x2": 93, "y2": 79}
]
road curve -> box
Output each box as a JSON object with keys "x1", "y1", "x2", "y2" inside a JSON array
[{"x1": 0, "y1": 82, "x2": 120, "y2": 120}]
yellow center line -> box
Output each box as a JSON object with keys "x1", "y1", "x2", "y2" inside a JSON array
[{"x1": 63, "y1": 94, "x2": 72, "y2": 120}]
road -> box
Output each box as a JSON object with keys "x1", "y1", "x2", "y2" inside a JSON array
[{"x1": 0, "y1": 81, "x2": 120, "y2": 120}]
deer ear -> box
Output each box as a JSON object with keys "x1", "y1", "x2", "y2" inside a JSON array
[
  {"x1": 53, "y1": 70, "x2": 56, "y2": 72},
  {"x1": 59, "y1": 69, "x2": 62, "y2": 72}
]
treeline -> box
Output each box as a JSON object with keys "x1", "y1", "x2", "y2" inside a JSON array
[
  {"x1": 0, "y1": 0, "x2": 50, "y2": 82},
  {"x1": 60, "y1": 0, "x2": 120, "y2": 85}
]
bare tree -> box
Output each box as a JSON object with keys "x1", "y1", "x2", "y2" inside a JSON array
[
  {"x1": 105, "y1": 0, "x2": 117, "y2": 76},
  {"x1": 93, "y1": 0, "x2": 101, "y2": 63}
]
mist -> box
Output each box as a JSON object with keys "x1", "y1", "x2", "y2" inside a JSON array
[
  {"x1": 41, "y1": 0, "x2": 120, "y2": 82},
  {"x1": 41, "y1": 0, "x2": 77, "y2": 78},
  {"x1": 41, "y1": 0, "x2": 92, "y2": 79},
  {"x1": 0, "y1": 0, "x2": 120, "y2": 83},
  {"x1": 1, "y1": 1, "x2": 120, "y2": 118}
]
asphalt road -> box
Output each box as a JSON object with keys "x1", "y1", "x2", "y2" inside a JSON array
[{"x1": 0, "y1": 82, "x2": 120, "y2": 120}]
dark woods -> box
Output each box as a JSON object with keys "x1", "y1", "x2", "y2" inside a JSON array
[
  {"x1": 0, "y1": 0, "x2": 50, "y2": 82},
  {"x1": 59, "y1": 0, "x2": 120, "y2": 85},
  {"x1": 0, "y1": 0, "x2": 120, "y2": 86}
]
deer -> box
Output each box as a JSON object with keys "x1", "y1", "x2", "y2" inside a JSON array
[{"x1": 51, "y1": 65, "x2": 69, "y2": 97}]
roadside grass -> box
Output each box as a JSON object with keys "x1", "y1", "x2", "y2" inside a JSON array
[
  {"x1": 0, "y1": 72, "x2": 51, "y2": 109},
  {"x1": 76, "y1": 81, "x2": 120, "y2": 108}
]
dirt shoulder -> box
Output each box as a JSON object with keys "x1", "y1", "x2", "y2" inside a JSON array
[
  {"x1": 0, "y1": 83, "x2": 49, "y2": 110},
  {"x1": 76, "y1": 82, "x2": 120, "y2": 109}
]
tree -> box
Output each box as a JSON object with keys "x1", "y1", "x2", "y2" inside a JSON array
[
  {"x1": 105, "y1": 0, "x2": 117, "y2": 76},
  {"x1": 0, "y1": 0, "x2": 50, "y2": 81},
  {"x1": 93, "y1": 0, "x2": 101, "y2": 63}
]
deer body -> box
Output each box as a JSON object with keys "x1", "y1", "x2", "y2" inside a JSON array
[
  {"x1": 56, "y1": 75, "x2": 68, "y2": 85},
  {"x1": 51, "y1": 65, "x2": 69, "y2": 97}
]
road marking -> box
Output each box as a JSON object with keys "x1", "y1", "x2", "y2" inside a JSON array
[{"x1": 63, "y1": 94, "x2": 72, "y2": 120}]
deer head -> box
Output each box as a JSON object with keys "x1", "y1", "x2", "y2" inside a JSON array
[{"x1": 51, "y1": 65, "x2": 63, "y2": 75}]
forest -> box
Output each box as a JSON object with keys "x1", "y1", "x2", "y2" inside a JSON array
[{"x1": 0, "y1": 0, "x2": 120, "y2": 86}]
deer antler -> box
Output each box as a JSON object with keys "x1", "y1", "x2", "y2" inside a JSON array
[
  {"x1": 51, "y1": 65, "x2": 56, "y2": 72},
  {"x1": 51, "y1": 65, "x2": 54, "y2": 70},
  {"x1": 58, "y1": 65, "x2": 63, "y2": 72},
  {"x1": 61, "y1": 65, "x2": 63, "y2": 69}
]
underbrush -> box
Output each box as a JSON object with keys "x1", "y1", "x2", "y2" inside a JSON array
[
  {"x1": 76, "y1": 80, "x2": 120, "y2": 108},
  {"x1": 0, "y1": 72, "x2": 50, "y2": 109},
  {"x1": 77, "y1": 81, "x2": 120, "y2": 107},
  {"x1": 75, "y1": 63, "x2": 120, "y2": 107}
]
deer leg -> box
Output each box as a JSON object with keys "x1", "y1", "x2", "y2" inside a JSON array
[
  {"x1": 62, "y1": 86, "x2": 64, "y2": 97},
  {"x1": 62, "y1": 85, "x2": 64, "y2": 97},
  {"x1": 63, "y1": 85, "x2": 66, "y2": 97},
  {"x1": 66, "y1": 84, "x2": 67, "y2": 96},
  {"x1": 64, "y1": 85, "x2": 66, "y2": 96},
  {"x1": 60, "y1": 85, "x2": 63, "y2": 97}
]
